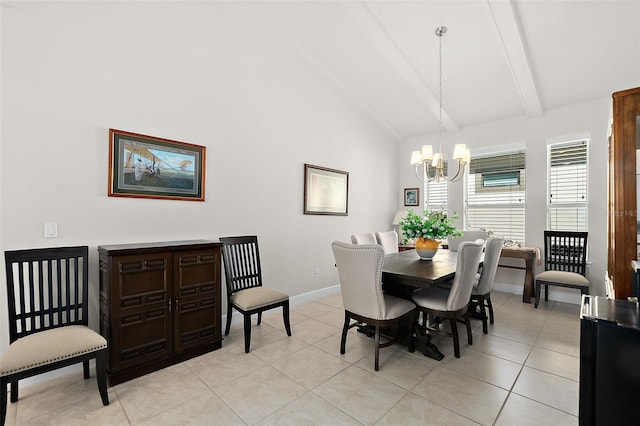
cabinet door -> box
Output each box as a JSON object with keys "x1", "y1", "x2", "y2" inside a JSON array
[
  {"x1": 173, "y1": 248, "x2": 221, "y2": 353},
  {"x1": 111, "y1": 252, "x2": 173, "y2": 371}
]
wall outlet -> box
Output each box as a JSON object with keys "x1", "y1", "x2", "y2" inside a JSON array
[{"x1": 314, "y1": 268, "x2": 320, "y2": 278}]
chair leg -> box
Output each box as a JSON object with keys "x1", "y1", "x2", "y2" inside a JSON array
[
  {"x1": 257, "y1": 311, "x2": 262, "y2": 326},
  {"x1": 450, "y1": 318, "x2": 460, "y2": 358},
  {"x1": 225, "y1": 304, "x2": 233, "y2": 335},
  {"x1": 340, "y1": 311, "x2": 350, "y2": 355},
  {"x1": 96, "y1": 350, "x2": 109, "y2": 406},
  {"x1": 545, "y1": 284, "x2": 549, "y2": 301},
  {"x1": 464, "y1": 312, "x2": 473, "y2": 345},
  {"x1": 83, "y1": 360, "x2": 90, "y2": 379},
  {"x1": 283, "y1": 301, "x2": 292, "y2": 336},
  {"x1": 487, "y1": 296, "x2": 495, "y2": 325},
  {"x1": 1, "y1": 378, "x2": 7, "y2": 426},
  {"x1": 243, "y1": 314, "x2": 252, "y2": 353},
  {"x1": 478, "y1": 296, "x2": 488, "y2": 334},
  {"x1": 10, "y1": 381, "x2": 18, "y2": 403},
  {"x1": 535, "y1": 281, "x2": 541, "y2": 308},
  {"x1": 374, "y1": 325, "x2": 381, "y2": 371}
]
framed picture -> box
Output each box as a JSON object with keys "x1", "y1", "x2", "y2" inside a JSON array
[
  {"x1": 404, "y1": 187, "x2": 419, "y2": 206},
  {"x1": 304, "y1": 164, "x2": 349, "y2": 215},
  {"x1": 108, "y1": 129, "x2": 206, "y2": 201}
]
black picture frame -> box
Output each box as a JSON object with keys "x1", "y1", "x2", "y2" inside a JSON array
[
  {"x1": 404, "y1": 187, "x2": 419, "y2": 206},
  {"x1": 304, "y1": 164, "x2": 349, "y2": 215}
]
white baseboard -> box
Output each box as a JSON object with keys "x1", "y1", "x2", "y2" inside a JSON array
[
  {"x1": 223, "y1": 284, "x2": 341, "y2": 327},
  {"x1": 493, "y1": 281, "x2": 581, "y2": 305}
]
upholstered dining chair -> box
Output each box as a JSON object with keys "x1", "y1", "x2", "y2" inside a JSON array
[
  {"x1": 412, "y1": 241, "x2": 484, "y2": 358},
  {"x1": 331, "y1": 241, "x2": 416, "y2": 371},
  {"x1": 350, "y1": 233, "x2": 377, "y2": 245},
  {"x1": 1, "y1": 246, "x2": 109, "y2": 426},
  {"x1": 219, "y1": 235, "x2": 291, "y2": 353},
  {"x1": 535, "y1": 231, "x2": 589, "y2": 308},
  {"x1": 375, "y1": 230, "x2": 399, "y2": 254},
  {"x1": 470, "y1": 235, "x2": 505, "y2": 333},
  {"x1": 447, "y1": 230, "x2": 488, "y2": 251}
]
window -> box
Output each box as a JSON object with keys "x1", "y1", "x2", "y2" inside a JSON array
[
  {"x1": 547, "y1": 139, "x2": 588, "y2": 231},
  {"x1": 465, "y1": 150, "x2": 526, "y2": 242},
  {"x1": 424, "y1": 179, "x2": 447, "y2": 211}
]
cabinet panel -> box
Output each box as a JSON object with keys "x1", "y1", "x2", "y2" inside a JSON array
[
  {"x1": 173, "y1": 249, "x2": 221, "y2": 353},
  {"x1": 110, "y1": 253, "x2": 173, "y2": 371}
]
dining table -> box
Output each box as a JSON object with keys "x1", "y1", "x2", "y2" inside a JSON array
[{"x1": 381, "y1": 249, "x2": 461, "y2": 361}]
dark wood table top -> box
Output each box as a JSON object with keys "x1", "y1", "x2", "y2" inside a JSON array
[{"x1": 382, "y1": 249, "x2": 459, "y2": 289}]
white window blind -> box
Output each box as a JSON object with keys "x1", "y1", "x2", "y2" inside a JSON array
[
  {"x1": 425, "y1": 180, "x2": 447, "y2": 211},
  {"x1": 465, "y1": 151, "x2": 526, "y2": 242},
  {"x1": 547, "y1": 140, "x2": 588, "y2": 231}
]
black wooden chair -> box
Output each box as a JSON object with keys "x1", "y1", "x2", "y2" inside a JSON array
[
  {"x1": 535, "y1": 231, "x2": 589, "y2": 308},
  {"x1": 219, "y1": 236, "x2": 291, "y2": 353},
  {"x1": 1, "y1": 246, "x2": 109, "y2": 425}
]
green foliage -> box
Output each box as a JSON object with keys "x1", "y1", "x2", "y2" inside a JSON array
[{"x1": 399, "y1": 209, "x2": 462, "y2": 244}]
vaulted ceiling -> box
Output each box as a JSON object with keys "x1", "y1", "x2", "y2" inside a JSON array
[{"x1": 252, "y1": 1, "x2": 640, "y2": 142}]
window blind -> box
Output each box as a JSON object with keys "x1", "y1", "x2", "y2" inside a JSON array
[
  {"x1": 425, "y1": 180, "x2": 447, "y2": 211},
  {"x1": 547, "y1": 140, "x2": 588, "y2": 231},
  {"x1": 465, "y1": 151, "x2": 526, "y2": 242}
]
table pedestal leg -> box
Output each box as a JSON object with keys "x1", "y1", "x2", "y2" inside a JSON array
[{"x1": 412, "y1": 324, "x2": 444, "y2": 361}]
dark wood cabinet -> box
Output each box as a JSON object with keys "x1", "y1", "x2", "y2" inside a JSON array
[
  {"x1": 608, "y1": 87, "x2": 640, "y2": 300},
  {"x1": 98, "y1": 240, "x2": 223, "y2": 385}
]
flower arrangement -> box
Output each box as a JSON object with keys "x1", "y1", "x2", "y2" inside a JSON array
[{"x1": 399, "y1": 209, "x2": 462, "y2": 244}]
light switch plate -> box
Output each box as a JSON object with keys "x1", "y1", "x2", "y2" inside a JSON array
[{"x1": 44, "y1": 222, "x2": 58, "y2": 238}]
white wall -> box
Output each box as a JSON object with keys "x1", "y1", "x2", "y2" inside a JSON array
[
  {"x1": 399, "y1": 98, "x2": 610, "y2": 303},
  {"x1": 0, "y1": 2, "x2": 399, "y2": 353}
]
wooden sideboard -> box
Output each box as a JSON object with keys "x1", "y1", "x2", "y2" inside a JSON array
[{"x1": 98, "y1": 240, "x2": 223, "y2": 385}]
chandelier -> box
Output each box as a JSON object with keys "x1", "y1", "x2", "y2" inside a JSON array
[{"x1": 411, "y1": 26, "x2": 469, "y2": 183}]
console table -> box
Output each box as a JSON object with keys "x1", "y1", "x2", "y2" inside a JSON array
[{"x1": 498, "y1": 247, "x2": 538, "y2": 303}]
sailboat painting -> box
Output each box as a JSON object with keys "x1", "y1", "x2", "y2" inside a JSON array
[{"x1": 108, "y1": 129, "x2": 206, "y2": 201}]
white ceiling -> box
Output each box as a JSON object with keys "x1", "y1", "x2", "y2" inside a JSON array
[{"x1": 252, "y1": 0, "x2": 640, "y2": 142}]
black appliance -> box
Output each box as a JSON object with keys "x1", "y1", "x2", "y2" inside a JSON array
[{"x1": 579, "y1": 295, "x2": 640, "y2": 425}]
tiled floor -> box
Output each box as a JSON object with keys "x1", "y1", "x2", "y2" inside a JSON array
[{"x1": 4, "y1": 291, "x2": 580, "y2": 425}]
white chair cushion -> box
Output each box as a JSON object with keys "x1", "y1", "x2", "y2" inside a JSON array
[
  {"x1": 535, "y1": 270, "x2": 589, "y2": 287},
  {"x1": 411, "y1": 287, "x2": 450, "y2": 311},
  {"x1": 231, "y1": 287, "x2": 289, "y2": 310},
  {"x1": 382, "y1": 295, "x2": 415, "y2": 320},
  {"x1": 0, "y1": 325, "x2": 107, "y2": 376}
]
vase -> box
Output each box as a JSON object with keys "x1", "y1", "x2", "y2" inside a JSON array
[{"x1": 415, "y1": 237, "x2": 440, "y2": 260}]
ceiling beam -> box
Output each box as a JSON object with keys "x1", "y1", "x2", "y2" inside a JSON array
[
  {"x1": 487, "y1": 0, "x2": 543, "y2": 117},
  {"x1": 342, "y1": 1, "x2": 459, "y2": 133}
]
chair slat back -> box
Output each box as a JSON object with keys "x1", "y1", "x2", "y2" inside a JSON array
[
  {"x1": 543, "y1": 231, "x2": 588, "y2": 276},
  {"x1": 220, "y1": 236, "x2": 263, "y2": 295},
  {"x1": 4, "y1": 246, "x2": 89, "y2": 343}
]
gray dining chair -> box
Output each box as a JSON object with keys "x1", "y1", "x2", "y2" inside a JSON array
[
  {"x1": 375, "y1": 230, "x2": 399, "y2": 254},
  {"x1": 470, "y1": 235, "x2": 504, "y2": 333},
  {"x1": 350, "y1": 233, "x2": 377, "y2": 245},
  {"x1": 412, "y1": 241, "x2": 484, "y2": 358},
  {"x1": 331, "y1": 241, "x2": 416, "y2": 371},
  {"x1": 447, "y1": 230, "x2": 488, "y2": 251}
]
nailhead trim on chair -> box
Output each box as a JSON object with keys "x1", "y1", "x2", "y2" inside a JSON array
[{"x1": 0, "y1": 326, "x2": 107, "y2": 376}]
